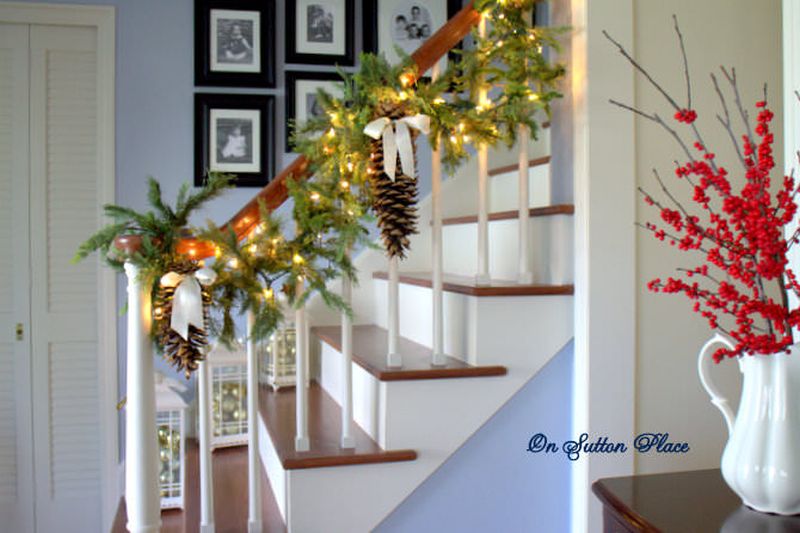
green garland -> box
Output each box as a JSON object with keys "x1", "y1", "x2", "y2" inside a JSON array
[
  {"x1": 75, "y1": 1, "x2": 567, "y2": 367},
  {"x1": 73, "y1": 173, "x2": 233, "y2": 282}
]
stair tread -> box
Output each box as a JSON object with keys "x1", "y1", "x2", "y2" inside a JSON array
[
  {"x1": 258, "y1": 382, "x2": 417, "y2": 469},
  {"x1": 488, "y1": 155, "x2": 551, "y2": 177},
  {"x1": 439, "y1": 204, "x2": 574, "y2": 226},
  {"x1": 372, "y1": 271, "x2": 575, "y2": 297},
  {"x1": 314, "y1": 324, "x2": 507, "y2": 381}
]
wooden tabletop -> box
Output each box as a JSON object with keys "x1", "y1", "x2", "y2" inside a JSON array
[{"x1": 592, "y1": 469, "x2": 800, "y2": 532}]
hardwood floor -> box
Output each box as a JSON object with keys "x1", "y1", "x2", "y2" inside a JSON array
[{"x1": 111, "y1": 440, "x2": 285, "y2": 533}]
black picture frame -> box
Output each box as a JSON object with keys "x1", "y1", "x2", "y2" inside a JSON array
[
  {"x1": 285, "y1": 71, "x2": 346, "y2": 151},
  {"x1": 194, "y1": 93, "x2": 275, "y2": 188},
  {"x1": 286, "y1": 0, "x2": 355, "y2": 66},
  {"x1": 363, "y1": 0, "x2": 462, "y2": 70},
  {"x1": 195, "y1": 0, "x2": 276, "y2": 87}
]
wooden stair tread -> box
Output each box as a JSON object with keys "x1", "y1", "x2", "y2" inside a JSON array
[
  {"x1": 440, "y1": 204, "x2": 574, "y2": 226},
  {"x1": 372, "y1": 271, "x2": 575, "y2": 297},
  {"x1": 489, "y1": 155, "x2": 551, "y2": 177},
  {"x1": 314, "y1": 324, "x2": 507, "y2": 381},
  {"x1": 258, "y1": 382, "x2": 416, "y2": 469}
]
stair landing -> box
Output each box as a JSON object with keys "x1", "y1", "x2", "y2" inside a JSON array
[{"x1": 314, "y1": 324, "x2": 507, "y2": 381}]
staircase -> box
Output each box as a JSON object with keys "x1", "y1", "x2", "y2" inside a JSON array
[
  {"x1": 113, "y1": 3, "x2": 574, "y2": 532},
  {"x1": 256, "y1": 140, "x2": 575, "y2": 532}
]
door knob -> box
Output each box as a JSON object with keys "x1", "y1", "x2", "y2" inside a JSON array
[{"x1": 15, "y1": 323, "x2": 23, "y2": 341}]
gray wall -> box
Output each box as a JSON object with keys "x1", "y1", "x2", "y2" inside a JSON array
[{"x1": 377, "y1": 342, "x2": 574, "y2": 532}]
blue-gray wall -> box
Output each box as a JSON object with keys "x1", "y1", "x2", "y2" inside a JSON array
[{"x1": 377, "y1": 341, "x2": 574, "y2": 533}]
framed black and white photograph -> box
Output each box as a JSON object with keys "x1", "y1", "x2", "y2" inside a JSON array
[
  {"x1": 285, "y1": 72, "x2": 345, "y2": 150},
  {"x1": 195, "y1": 93, "x2": 275, "y2": 187},
  {"x1": 195, "y1": 0, "x2": 276, "y2": 87},
  {"x1": 364, "y1": 0, "x2": 461, "y2": 77},
  {"x1": 286, "y1": 0, "x2": 355, "y2": 65}
]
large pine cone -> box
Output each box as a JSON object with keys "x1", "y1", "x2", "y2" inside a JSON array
[
  {"x1": 153, "y1": 260, "x2": 212, "y2": 378},
  {"x1": 368, "y1": 101, "x2": 419, "y2": 259}
]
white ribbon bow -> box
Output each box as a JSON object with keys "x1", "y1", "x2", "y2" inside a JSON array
[
  {"x1": 160, "y1": 267, "x2": 217, "y2": 341},
  {"x1": 363, "y1": 114, "x2": 430, "y2": 181}
]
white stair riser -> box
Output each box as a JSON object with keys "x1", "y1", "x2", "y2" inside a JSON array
[
  {"x1": 257, "y1": 415, "x2": 287, "y2": 522},
  {"x1": 318, "y1": 341, "x2": 385, "y2": 444},
  {"x1": 490, "y1": 162, "x2": 551, "y2": 212},
  {"x1": 441, "y1": 214, "x2": 573, "y2": 284}
]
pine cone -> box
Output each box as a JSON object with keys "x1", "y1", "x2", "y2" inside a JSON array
[
  {"x1": 154, "y1": 260, "x2": 212, "y2": 378},
  {"x1": 368, "y1": 101, "x2": 419, "y2": 259}
]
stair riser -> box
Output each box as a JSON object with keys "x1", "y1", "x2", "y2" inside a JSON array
[
  {"x1": 258, "y1": 415, "x2": 288, "y2": 523},
  {"x1": 490, "y1": 162, "x2": 552, "y2": 212},
  {"x1": 369, "y1": 280, "x2": 573, "y2": 367},
  {"x1": 318, "y1": 341, "x2": 386, "y2": 444},
  {"x1": 441, "y1": 214, "x2": 573, "y2": 284}
]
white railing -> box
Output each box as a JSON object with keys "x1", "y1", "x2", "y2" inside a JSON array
[
  {"x1": 197, "y1": 359, "x2": 214, "y2": 533},
  {"x1": 517, "y1": 124, "x2": 534, "y2": 284},
  {"x1": 294, "y1": 283, "x2": 310, "y2": 452},
  {"x1": 431, "y1": 63, "x2": 446, "y2": 367},
  {"x1": 386, "y1": 256, "x2": 402, "y2": 367},
  {"x1": 340, "y1": 268, "x2": 356, "y2": 448},
  {"x1": 122, "y1": 262, "x2": 161, "y2": 533},
  {"x1": 475, "y1": 16, "x2": 491, "y2": 287},
  {"x1": 245, "y1": 310, "x2": 262, "y2": 531}
]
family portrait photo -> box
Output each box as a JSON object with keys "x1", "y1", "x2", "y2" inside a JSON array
[
  {"x1": 195, "y1": 93, "x2": 274, "y2": 187},
  {"x1": 306, "y1": 4, "x2": 334, "y2": 43},
  {"x1": 209, "y1": 109, "x2": 260, "y2": 173},
  {"x1": 210, "y1": 9, "x2": 261, "y2": 72},
  {"x1": 364, "y1": 0, "x2": 457, "y2": 76},
  {"x1": 287, "y1": 0, "x2": 354, "y2": 65},
  {"x1": 391, "y1": 3, "x2": 432, "y2": 54},
  {"x1": 285, "y1": 72, "x2": 344, "y2": 149},
  {"x1": 195, "y1": 0, "x2": 275, "y2": 87}
]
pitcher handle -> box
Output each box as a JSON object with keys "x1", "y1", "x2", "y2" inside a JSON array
[{"x1": 697, "y1": 332, "x2": 736, "y2": 437}]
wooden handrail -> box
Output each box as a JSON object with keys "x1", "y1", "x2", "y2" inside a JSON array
[{"x1": 115, "y1": 2, "x2": 480, "y2": 257}]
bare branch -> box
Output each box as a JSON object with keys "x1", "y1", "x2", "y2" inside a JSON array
[
  {"x1": 711, "y1": 73, "x2": 746, "y2": 167},
  {"x1": 602, "y1": 30, "x2": 681, "y2": 111},
  {"x1": 673, "y1": 14, "x2": 692, "y2": 109},
  {"x1": 721, "y1": 66, "x2": 755, "y2": 146}
]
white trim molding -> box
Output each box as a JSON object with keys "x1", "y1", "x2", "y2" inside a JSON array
[
  {"x1": 567, "y1": 0, "x2": 637, "y2": 531},
  {"x1": 784, "y1": 0, "x2": 800, "y2": 326},
  {"x1": 0, "y1": 3, "x2": 118, "y2": 531}
]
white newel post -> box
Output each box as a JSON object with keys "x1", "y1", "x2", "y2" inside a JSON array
[
  {"x1": 518, "y1": 123, "x2": 534, "y2": 284},
  {"x1": 294, "y1": 284, "x2": 310, "y2": 452},
  {"x1": 123, "y1": 262, "x2": 161, "y2": 533},
  {"x1": 340, "y1": 273, "x2": 355, "y2": 448},
  {"x1": 476, "y1": 15, "x2": 491, "y2": 286},
  {"x1": 387, "y1": 256, "x2": 402, "y2": 367},
  {"x1": 197, "y1": 359, "x2": 214, "y2": 533},
  {"x1": 431, "y1": 63, "x2": 446, "y2": 366},
  {"x1": 245, "y1": 310, "x2": 262, "y2": 532}
]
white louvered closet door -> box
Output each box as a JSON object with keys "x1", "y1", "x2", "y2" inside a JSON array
[
  {"x1": 27, "y1": 25, "x2": 104, "y2": 533},
  {"x1": 0, "y1": 22, "x2": 36, "y2": 533}
]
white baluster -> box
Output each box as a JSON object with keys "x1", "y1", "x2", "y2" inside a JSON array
[
  {"x1": 431, "y1": 62, "x2": 446, "y2": 366},
  {"x1": 340, "y1": 273, "x2": 355, "y2": 448},
  {"x1": 197, "y1": 359, "x2": 214, "y2": 533},
  {"x1": 387, "y1": 256, "x2": 402, "y2": 367},
  {"x1": 476, "y1": 16, "x2": 491, "y2": 286},
  {"x1": 295, "y1": 282, "x2": 310, "y2": 451},
  {"x1": 518, "y1": 124, "x2": 534, "y2": 284},
  {"x1": 245, "y1": 311, "x2": 262, "y2": 532},
  {"x1": 123, "y1": 262, "x2": 160, "y2": 533}
]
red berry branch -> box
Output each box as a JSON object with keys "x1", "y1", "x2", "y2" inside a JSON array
[{"x1": 606, "y1": 16, "x2": 800, "y2": 363}]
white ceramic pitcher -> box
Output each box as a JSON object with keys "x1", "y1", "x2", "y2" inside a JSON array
[{"x1": 699, "y1": 333, "x2": 800, "y2": 515}]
